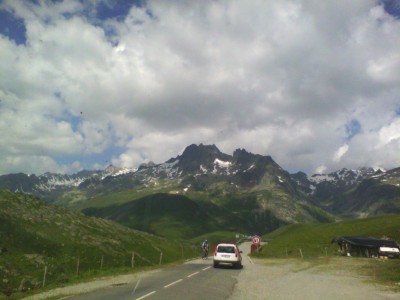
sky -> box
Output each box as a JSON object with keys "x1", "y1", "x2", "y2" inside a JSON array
[{"x1": 0, "y1": 0, "x2": 400, "y2": 176}]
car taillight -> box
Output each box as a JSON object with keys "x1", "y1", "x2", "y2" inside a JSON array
[{"x1": 235, "y1": 248, "x2": 238, "y2": 257}]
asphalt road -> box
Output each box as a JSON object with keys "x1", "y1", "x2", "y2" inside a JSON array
[
  {"x1": 27, "y1": 242, "x2": 400, "y2": 300},
  {"x1": 68, "y1": 256, "x2": 244, "y2": 300}
]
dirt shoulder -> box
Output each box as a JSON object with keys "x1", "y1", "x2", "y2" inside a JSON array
[
  {"x1": 22, "y1": 269, "x2": 160, "y2": 300},
  {"x1": 230, "y1": 244, "x2": 399, "y2": 300}
]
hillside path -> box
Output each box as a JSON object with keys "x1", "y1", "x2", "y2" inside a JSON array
[{"x1": 229, "y1": 242, "x2": 399, "y2": 300}]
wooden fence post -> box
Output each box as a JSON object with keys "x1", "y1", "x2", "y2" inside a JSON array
[
  {"x1": 159, "y1": 252, "x2": 163, "y2": 265},
  {"x1": 76, "y1": 257, "x2": 80, "y2": 275},
  {"x1": 299, "y1": 248, "x2": 303, "y2": 259},
  {"x1": 131, "y1": 252, "x2": 135, "y2": 268}
]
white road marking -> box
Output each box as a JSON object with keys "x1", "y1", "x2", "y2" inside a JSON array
[
  {"x1": 187, "y1": 271, "x2": 199, "y2": 278},
  {"x1": 247, "y1": 256, "x2": 254, "y2": 264},
  {"x1": 136, "y1": 291, "x2": 156, "y2": 300},
  {"x1": 164, "y1": 278, "x2": 183, "y2": 288},
  {"x1": 202, "y1": 266, "x2": 211, "y2": 271},
  {"x1": 131, "y1": 279, "x2": 141, "y2": 296}
]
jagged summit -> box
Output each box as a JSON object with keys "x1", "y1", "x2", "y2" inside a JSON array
[
  {"x1": 233, "y1": 148, "x2": 276, "y2": 169},
  {"x1": 104, "y1": 164, "x2": 121, "y2": 174},
  {"x1": 170, "y1": 144, "x2": 232, "y2": 174}
]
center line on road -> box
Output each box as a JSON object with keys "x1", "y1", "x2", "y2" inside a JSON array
[
  {"x1": 187, "y1": 271, "x2": 199, "y2": 278},
  {"x1": 164, "y1": 279, "x2": 183, "y2": 288},
  {"x1": 136, "y1": 291, "x2": 156, "y2": 300},
  {"x1": 202, "y1": 266, "x2": 211, "y2": 271}
]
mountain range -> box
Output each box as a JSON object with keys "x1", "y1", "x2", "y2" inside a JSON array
[{"x1": 1, "y1": 144, "x2": 399, "y2": 238}]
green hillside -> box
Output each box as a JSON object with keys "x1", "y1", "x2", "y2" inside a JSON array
[
  {"x1": 57, "y1": 179, "x2": 182, "y2": 211},
  {"x1": 257, "y1": 215, "x2": 400, "y2": 258},
  {"x1": 83, "y1": 193, "x2": 226, "y2": 240},
  {"x1": 0, "y1": 189, "x2": 198, "y2": 299},
  {"x1": 82, "y1": 192, "x2": 291, "y2": 240}
]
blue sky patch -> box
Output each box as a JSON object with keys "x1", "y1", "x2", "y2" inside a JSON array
[
  {"x1": 55, "y1": 144, "x2": 127, "y2": 172},
  {"x1": 0, "y1": 8, "x2": 26, "y2": 45},
  {"x1": 380, "y1": 0, "x2": 400, "y2": 18},
  {"x1": 95, "y1": 0, "x2": 145, "y2": 21},
  {"x1": 345, "y1": 119, "x2": 362, "y2": 141}
]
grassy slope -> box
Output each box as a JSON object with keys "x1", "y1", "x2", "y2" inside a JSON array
[
  {"x1": 0, "y1": 189, "x2": 198, "y2": 299},
  {"x1": 57, "y1": 180, "x2": 182, "y2": 211},
  {"x1": 82, "y1": 193, "x2": 245, "y2": 240},
  {"x1": 258, "y1": 215, "x2": 400, "y2": 258},
  {"x1": 82, "y1": 190, "x2": 296, "y2": 241},
  {"x1": 190, "y1": 231, "x2": 239, "y2": 245}
]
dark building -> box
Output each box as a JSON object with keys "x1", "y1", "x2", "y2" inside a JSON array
[{"x1": 333, "y1": 236, "x2": 400, "y2": 258}]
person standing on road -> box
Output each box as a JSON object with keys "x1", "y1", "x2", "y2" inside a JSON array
[{"x1": 201, "y1": 240, "x2": 209, "y2": 259}]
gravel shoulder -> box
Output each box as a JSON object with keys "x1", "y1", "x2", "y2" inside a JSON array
[
  {"x1": 229, "y1": 242, "x2": 399, "y2": 300},
  {"x1": 23, "y1": 269, "x2": 160, "y2": 300}
]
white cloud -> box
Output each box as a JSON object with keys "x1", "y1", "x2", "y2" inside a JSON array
[
  {"x1": 333, "y1": 144, "x2": 349, "y2": 162},
  {"x1": 378, "y1": 118, "x2": 400, "y2": 147},
  {"x1": 0, "y1": 0, "x2": 400, "y2": 175}
]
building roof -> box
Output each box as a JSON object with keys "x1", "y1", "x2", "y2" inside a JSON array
[{"x1": 333, "y1": 236, "x2": 399, "y2": 249}]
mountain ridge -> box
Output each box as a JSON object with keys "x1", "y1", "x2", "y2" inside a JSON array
[{"x1": 0, "y1": 144, "x2": 399, "y2": 229}]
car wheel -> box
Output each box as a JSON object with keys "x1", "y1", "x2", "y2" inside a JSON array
[
  {"x1": 213, "y1": 262, "x2": 218, "y2": 268},
  {"x1": 235, "y1": 262, "x2": 242, "y2": 269}
]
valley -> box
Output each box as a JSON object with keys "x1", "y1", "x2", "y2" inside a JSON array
[{"x1": 0, "y1": 144, "x2": 399, "y2": 298}]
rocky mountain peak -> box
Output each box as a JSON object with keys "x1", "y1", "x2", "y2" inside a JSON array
[
  {"x1": 138, "y1": 161, "x2": 156, "y2": 170},
  {"x1": 173, "y1": 144, "x2": 231, "y2": 173},
  {"x1": 232, "y1": 148, "x2": 253, "y2": 164},
  {"x1": 180, "y1": 144, "x2": 222, "y2": 160},
  {"x1": 104, "y1": 164, "x2": 121, "y2": 174},
  {"x1": 232, "y1": 148, "x2": 275, "y2": 169}
]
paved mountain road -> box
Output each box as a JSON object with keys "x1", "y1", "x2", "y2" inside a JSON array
[
  {"x1": 67, "y1": 259, "x2": 240, "y2": 300},
  {"x1": 25, "y1": 242, "x2": 399, "y2": 300}
]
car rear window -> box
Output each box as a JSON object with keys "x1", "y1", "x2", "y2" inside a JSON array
[{"x1": 217, "y1": 246, "x2": 235, "y2": 253}]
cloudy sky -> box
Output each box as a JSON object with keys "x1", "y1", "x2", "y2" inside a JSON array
[{"x1": 0, "y1": 0, "x2": 400, "y2": 176}]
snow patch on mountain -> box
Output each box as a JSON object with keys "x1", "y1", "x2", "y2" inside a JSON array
[
  {"x1": 213, "y1": 159, "x2": 232, "y2": 175},
  {"x1": 214, "y1": 159, "x2": 231, "y2": 168},
  {"x1": 200, "y1": 165, "x2": 207, "y2": 174},
  {"x1": 244, "y1": 164, "x2": 255, "y2": 172},
  {"x1": 308, "y1": 168, "x2": 386, "y2": 185},
  {"x1": 113, "y1": 168, "x2": 137, "y2": 177}
]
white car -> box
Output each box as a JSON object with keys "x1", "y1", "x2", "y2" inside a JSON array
[{"x1": 213, "y1": 243, "x2": 242, "y2": 268}]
